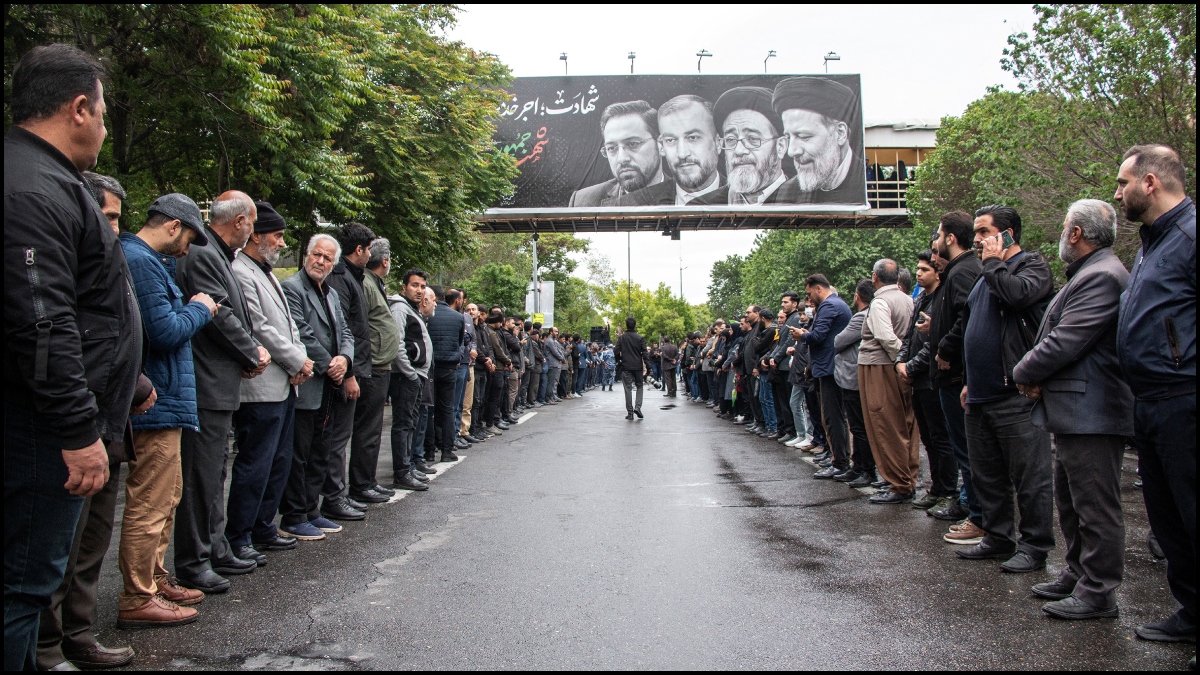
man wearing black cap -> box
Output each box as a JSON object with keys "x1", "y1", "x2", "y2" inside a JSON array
[
  {"x1": 115, "y1": 193, "x2": 218, "y2": 630},
  {"x1": 481, "y1": 311, "x2": 512, "y2": 434},
  {"x1": 696, "y1": 87, "x2": 790, "y2": 205},
  {"x1": 227, "y1": 201, "x2": 312, "y2": 565},
  {"x1": 771, "y1": 76, "x2": 867, "y2": 205}
]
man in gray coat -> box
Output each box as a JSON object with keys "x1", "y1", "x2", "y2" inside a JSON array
[
  {"x1": 544, "y1": 327, "x2": 566, "y2": 403},
  {"x1": 279, "y1": 235, "x2": 357, "y2": 540},
  {"x1": 173, "y1": 191, "x2": 269, "y2": 591},
  {"x1": 1014, "y1": 199, "x2": 1134, "y2": 620}
]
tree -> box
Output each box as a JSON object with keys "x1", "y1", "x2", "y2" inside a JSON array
[
  {"x1": 4, "y1": 4, "x2": 518, "y2": 270},
  {"x1": 457, "y1": 263, "x2": 526, "y2": 314},
  {"x1": 707, "y1": 254, "x2": 745, "y2": 323}
]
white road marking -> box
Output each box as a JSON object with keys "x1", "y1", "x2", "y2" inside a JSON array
[{"x1": 516, "y1": 412, "x2": 536, "y2": 424}]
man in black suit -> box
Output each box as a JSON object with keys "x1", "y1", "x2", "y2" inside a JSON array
[
  {"x1": 615, "y1": 317, "x2": 650, "y2": 418},
  {"x1": 771, "y1": 77, "x2": 866, "y2": 205},
  {"x1": 617, "y1": 95, "x2": 723, "y2": 207},
  {"x1": 569, "y1": 100, "x2": 664, "y2": 207}
]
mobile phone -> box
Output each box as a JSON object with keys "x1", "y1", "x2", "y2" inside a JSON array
[
  {"x1": 1000, "y1": 230, "x2": 1015, "y2": 249},
  {"x1": 209, "y1": 294, "x2": 229, "y2": 307}
]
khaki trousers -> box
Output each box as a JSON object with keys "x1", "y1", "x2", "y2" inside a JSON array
[
  {"x1": 507, "y1": 371, "x2": 521, "y2": 410},
  {"x1": 459, "y1": 370, "x2": 475, "y2": 436},
  {"x1": 858, "y1": 365, "x2": 920, "y2": 494},
  {"x1": 118, "y1": 428, "x2": 183, "y2": 610}
]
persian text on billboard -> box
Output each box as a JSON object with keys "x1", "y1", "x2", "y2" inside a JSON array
[{"x1": 492, "y1": 74, "x2": 866, "y2": 213}]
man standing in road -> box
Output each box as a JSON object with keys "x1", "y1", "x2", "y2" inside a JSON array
[
  {"x1": 1113, "y1": 144, "x2": 1196, "y2": 647},
  {"x1": 799, "y1": 275, "x2": 853, "y2": 478},
  {"x1": 616, "y1": 317, "x2": 650, "y2": 419},
  {"x1": 660, "y1": 337, "x2": 680, "y2": 398}
]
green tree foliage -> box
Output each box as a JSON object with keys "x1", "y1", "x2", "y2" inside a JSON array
[
  {"x1": 456, "y1": 263, "x2": 526, "y2": 315},
  {"x1": 707, "y1": 254, "x2": 746, "y2": 324},
  {"x1": 596, "y1": 281, "x2": 710, "y2": 342},
  {"x1": 907, "y1": 4, "x2": 1196, "y2": 269},
  {"x1": 4, "y1": 4, "x2": 518, "y2": 270}
]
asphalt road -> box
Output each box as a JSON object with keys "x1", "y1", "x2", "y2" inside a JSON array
[{"x1": 86, "y1": 385, "x2": 1191, "y2": 670}]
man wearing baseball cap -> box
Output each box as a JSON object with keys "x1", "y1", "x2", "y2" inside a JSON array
[
  {"x1": 771, "y1": 76, "x2": 867, "y2": 205},
  {"x1": 116, "y1": 193, "x2": 218, "y2": 628}
]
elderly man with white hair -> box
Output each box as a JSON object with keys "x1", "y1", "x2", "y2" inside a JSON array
[
  {"x1": 278, "y1": 235, "x2": 357, "y2": 541},
  {"x1": 1013, "y1": 198, "x2": 1135, "y2": 620}
]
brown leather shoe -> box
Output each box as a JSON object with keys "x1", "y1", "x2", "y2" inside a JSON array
[
  {"x1": 116, "y1": 595, "x2": 198, "y2": 629},
  {"x1": 157, "y1": 575, "x2": 204, "y2": 606},
  {"x1": 62, "y1": 642, "x2": 135, "y2": 670}
]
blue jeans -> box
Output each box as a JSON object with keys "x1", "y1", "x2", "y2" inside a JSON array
[
  {"x1": 452, "y1": 364, "x2": 469, "y2": 440},
  {"x1": 5, "y1": 404, "x2": 84, "y2": 672},
  {"x1": 228, "y1": 393, "x2": 295, "y2": 548},
  {"x1": 939, "y1": 383, "x2": 981, "y2": 525},
  {"x1": 758, "y1": 375, "x2": 777, "y2": 431},
  {"x1": 790, "y1": 383, "x2": 808, "y2": 439}
]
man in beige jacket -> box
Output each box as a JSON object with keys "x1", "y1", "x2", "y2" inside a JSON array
[{"x1": 857, "y1": 259, "x2": 920, "y2": 504}]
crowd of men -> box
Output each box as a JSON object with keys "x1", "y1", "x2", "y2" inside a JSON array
[
  {"x1": 621, "y1": 151, "x2": 1195, "y2": 667},
  {"x1": 4, "y1": 43, "x2": 1195, "y2": 672},
  {"x1": 2, "y1": 44, "x2": 625, "y2": 671}
]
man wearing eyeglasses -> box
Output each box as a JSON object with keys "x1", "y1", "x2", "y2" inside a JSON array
[
  {"x1": 693, "y1": 87, "x2": 789, "y2": 206},
  {"x1": 568, "y1": 100, "x2": 664, "y2": 208},
  {"x1": 771, "y1": 76, "x2": 867, "y2": 205},
  {"x1": 617, "y1": 94, "x2": 723, "y2": 207}
]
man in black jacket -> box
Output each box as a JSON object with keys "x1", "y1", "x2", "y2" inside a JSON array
[
  {"x1": 426, "y1": 285, "x2": 465, "y2": 462},
  {"x1": 4, "y1": 45, "x2": 145, "y2": 669},
  {"x1": 174, "y1": 191, "x2": 270, "y2": 590},
  {"x1": 660, "y1": 337, "x2": 680, "y2": 398},
  {"x1": 616, "y1": 317, "x2": 650, "y2": 419},
  {"x1": 956, "y1": 205, "x2": 1055, "y2": 573},
  {"x1": 323, "y1": 223, "x2": 373, "y2": 517},
  {"x1": 926, "y1": 211, "x2": 986, "y2": 536}
]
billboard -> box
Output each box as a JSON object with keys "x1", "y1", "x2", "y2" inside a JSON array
[{"x1": 491, "y1": 74, "x2": 866, "y2": 214}]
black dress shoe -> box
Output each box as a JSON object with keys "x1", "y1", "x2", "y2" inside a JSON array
[
  {"x1": 459, "y1": 434, "x2": 476, "y2": 444},
  {"x1": 956, "y1": 542, "x2": 1016, "y2": 560},
  {"x1": 252, "y1": 535, "x2": 297, "y2": 551},
  {"x1": 454, "y1": 438, "x2": 470, "y2": 451},
  {"x1": 626, "y1": 413, "x2": 635, "y2": 420},
  {"x1": 1031, "y1": 579, "x2": 1075, "y2": 600},
  {"x1": 1042, "y1": 596, "x2": 1118, "y2": 620},
  {"x1": 441, "y1": 450, "x2": 459, "y2": 462},
  {"x1": 833, "y1": 469, "x2": 861, "y2": 483},
  {"x1": 177, "y1": 569, "x2": 231, "y2": 593},
  {"x1": 764, "y1": 431, "x2": 781, "y2": 440},
  {"x1": 634, "y1": 409, "x2": 643, "y2": 419},
  {"x1": 212, "y1": 555, "x2": 256, "y2": 575},
  {"x1": 817, "y1": 458, "x2": 833, "y2": 468},
  {"x1": 846, "y1": 473, "x2": 876, "y2": 488},
  {"x1": 495, "y1": 421, "x2": 511, "y2": 430},
  {"x1": 813, "y1": 466, "x2": 842, "y2": 479},
  {"x1": 1000, "y1": 550, "x2": 1046, "y2": 573},
  {"x1": 350, "y1": 487, "x2": 390, "y2": 504},
  {"x1": 870, "y1": 479, "x2": 889, "y2": 489},
  {"x1": 869, "y1": 490, "x2": 913, "y2": 504},
  {"x1": 393, "y1": 473, "x2": 429, "y2": 491},
  {"x1": 371, "y1": 484, "x2": 396, "y2": 497},
  {"x1": 233, "y1": 545, "x2": 266, "y2": 565},
  {"x1": 410, "y1": 469, "x2": 430, "y2": 483},
  {"x1": 345, "y1": 497, "x2": 367, "y2": 511},
  {"x1": 62, "y1": 642, "x2": 135, "y2": 670},
  {"x1": 414, "y1": 461, "x2": 438, "y2": 475},
  {"x1": 1135, "y1": 612, "x2": 1197, "y2": 643},
  {"x1": 320, "y1": 502, "x2": 366, "y2": 521}
]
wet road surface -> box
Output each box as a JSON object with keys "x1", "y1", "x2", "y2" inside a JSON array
[{"x1": 89, "y1": 387, "x2": 1191, "y2": 669}]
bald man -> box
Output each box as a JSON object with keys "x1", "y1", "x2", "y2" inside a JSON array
[{"x1": 173, "y1": 190, "x2": 271, "y2": 593}]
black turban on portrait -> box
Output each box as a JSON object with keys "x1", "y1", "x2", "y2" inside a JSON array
[
  {"x1": 712, "y1": 86, "x2": 783, "y2": 136},
  {"x1": 772, "y1": 77, "x2": 861, "y2": 148}
]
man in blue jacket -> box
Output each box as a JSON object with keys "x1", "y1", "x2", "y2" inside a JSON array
[
  {"x1": 118, "y1": 194, "x2": 216, "y2": 627},
  {"x1": 1114, "y1": 144, "x2": 1196, "y2": 648},
  {"x1": 798, "y1": 274, "x2": 852, "y2": 476}
]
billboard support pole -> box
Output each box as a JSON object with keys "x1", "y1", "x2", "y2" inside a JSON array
[
  {"x1": 531, "y1": 232, "x2": 540, "y2": 315},
  {"x1": 626, "y1": 231, "x2": 631, "y2": 318}
]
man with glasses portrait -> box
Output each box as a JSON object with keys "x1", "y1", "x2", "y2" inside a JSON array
[
  {"x1": 692, "y1": 87, "x2": 790, "y2": 205},
  {"x1": 568, "y1": 100, "x2": 664, "y2": 207},
  {"x1": 617, "y1": 94, "x2": 723, "y2": 207}
]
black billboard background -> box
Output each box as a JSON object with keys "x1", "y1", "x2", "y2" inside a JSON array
[{"x1": 492, "y1": 74, "x2": 863, "y2": 210}]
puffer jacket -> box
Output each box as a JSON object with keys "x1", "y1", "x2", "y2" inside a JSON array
[{"x1": 120, "y1": 234, "x2": 211, "y2": 431}]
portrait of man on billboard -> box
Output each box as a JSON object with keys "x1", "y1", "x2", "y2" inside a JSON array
[
  {"x1": 771, "y1": 76, "x2": 866, "y2": 204},
  {"x1": 616, "y1": 94, "x2": 723, "y2": 206},
  {"x1": 692, "y1": 86, "x2": 790, "y2": 205},
  {"x1": 568, "y1": 100, "x2": 665, "y2": 207}
]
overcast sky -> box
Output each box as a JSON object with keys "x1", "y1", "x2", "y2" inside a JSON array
[{"x1": 448, "y1": 4, "x2": 1038, "y2": 301}]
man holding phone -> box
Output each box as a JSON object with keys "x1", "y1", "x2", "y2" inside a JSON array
[{"x1": 954, "y1": 205, "x2": 1055, "y2": 573}]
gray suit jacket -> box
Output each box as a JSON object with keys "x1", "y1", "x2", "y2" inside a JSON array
[
  {"x1": 568, "y1": 178, "x2": 621, "y2": 207},
  {"x1": 233, "y1": 256, "x2": 308, "y2": 403},
  {"x1": 281, "y1": 270, "x2": 354, "y2": 410},
  {"x1": 174, "y1": 228, "x2": 260, "y2": 411},
  {"x1": 1013, "y1": 247, "x2": 1134, "y2": 436}
]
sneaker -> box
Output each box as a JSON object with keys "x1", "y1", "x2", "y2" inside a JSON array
[
  {"x1": 920, "y1": 495, "x2": 954, "y2": 513},
  {"x1": 928, "y1": 498, "x2": 969, "y2": 521},
  {"x1": 911, "y1": 491, "x2": 941, "y2": 509},
  {"x1": 309, "y1": 517, "x2": 343, "y2": 534},
  {"x1": 943, "y1": 519, "x2": 984, "y2": 545},
  {"x1": 279, "y1": 522, "x2": 326, "y2": 540},
  {"x1": 796, "y1": 438, "x2": 816, "y2": 451},
  {"x1": 777, "y1": 434, "x2": 797, "y2": 445}
]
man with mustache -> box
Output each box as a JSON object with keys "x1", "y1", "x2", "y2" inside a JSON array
[
  {"x1": 771, "y1": 77, "x2": 866, "y2": 205},
  {"x1": 695, "y1": 87, "x2": 789, "y2": 205},
  {"x1": 569, "y1": 100, "x2": 663, "y2": 207},
  {"x1": 617, "y1": 95, "x2": 722, "y2": 207}
]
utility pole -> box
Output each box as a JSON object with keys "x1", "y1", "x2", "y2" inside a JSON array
[
  {"x1": 696, "y1": 49, "x2": 711, "y2": 73},
  {"x1": 531, "y1": 232, "x2": 540, "y2": 315},
  {"x1": 764, "y1": 50, "x2": 776, "y2": 73},
  {"x1": 626, "y1": 231, "x2": 631, "y2": 317},
  {"x1": 560, "y1": 52, "x2": 568, "y2": 75},
  {"x1": 628, "y1": 51, "x2": 636, "y2": 74}
]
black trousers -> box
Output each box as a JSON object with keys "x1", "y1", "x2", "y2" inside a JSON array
[
  {"x1": 774, "y1": 378, "x2": 795, "y2": 436},
  {"x1": 388, "y1": 374, "x2": 422, "y2": 477},
  {"x1": 282, "y1": 396, "x2": 335, "y2": 527},
  {"x1": 471, "y1": 367, "x2": 488, "y2": 434},
  {"x1": 349, "y1": 370, "x2": 391, "y2": 492},
  {"x1": 965, "y1": 394, "x2": 1054, "y2": 558},
  {"x1": 431, "y1": 363, "x2": 458, "y2": 452},
  {"x1": 176, "y1": 407, "x2": 234, "y2": 578},
  {"x1": 805, "y1": 386, "x2": 826, "y2": 446},
  {"x1": 912, "y1": 387, "x2": 956, "y2": 497},
  {"x1": 320, "y1": 389, "x2": 354, "y2": 506},
  {"x1": 37, "y1": 463, "x2": 120, "y2": 669},
  {"x1": 1135, "y1": 393, "x2": 1196, "y2": 623},
  {"x1": 484, "y1": 370, "x2": 504, "y2": 426},
  {"x1": 622, "y1": 370, "x2": 644, "y2": 412},
  {"x1": 746, "y1": 376, "x2": 762, "y2": 423},
  {"x1": 665, "y1": 365, "x2": 678, "y2": 397},
  {"x1": 816, "y1": 376, "x2": 850, "y2": 471},
  {"x1": 1054, "y1": 434, "x2": 1126, "y2": 608},
  {"x1": 697, "y1": 369, "x2": 710, "y2": 400},
  {"x1": 228, "y1": 395, "x2": 295, "y2": 548},
  {"x1": 842, "y1": 388, "x2": 874, "y2": 474}
]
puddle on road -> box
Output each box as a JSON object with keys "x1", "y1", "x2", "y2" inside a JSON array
[{"x1": 659, "y1": 404, "x2": 677, "y2": 410}]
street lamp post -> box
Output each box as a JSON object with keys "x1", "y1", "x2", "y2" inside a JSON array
[
  {"x1": 823, "y1": 51, "x2": 840, "y2": 73},
  {"x1": 696, "y1": 49, "x2": 711, "y2": 73},
  {"x1": 628, "y1": 51, "x2": 636, "y2": 74},
  {"x1": 531, "y1": 232, "x2": 540, "y2": 315},
  {"x1": 560, "y1": 52, "x2": 568, "y2": 75},
  {"x1": 764, "y1": 50, "x2": 776, "y2": 73}
]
